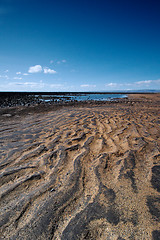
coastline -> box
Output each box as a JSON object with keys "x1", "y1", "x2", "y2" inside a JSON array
[
  {"x1": 0, "y1": 93, "x2": 160, "y2": 239},
  {"x1": 0, "y1": 93, "x2": 160, "y2": 118}
]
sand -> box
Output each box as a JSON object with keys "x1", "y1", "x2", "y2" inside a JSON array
[{"x1": 0, "y1": 94, "x2": 160, "y2": 239}]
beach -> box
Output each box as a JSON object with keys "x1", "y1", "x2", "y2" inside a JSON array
[{"x1": 0, "y1": 93, "x2": 160, "y2": 239}]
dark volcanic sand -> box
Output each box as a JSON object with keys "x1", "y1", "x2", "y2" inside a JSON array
[{"x1": 0, "y1": 94, "x2": 160, "y2": 239}]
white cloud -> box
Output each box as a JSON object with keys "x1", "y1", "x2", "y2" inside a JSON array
[
  {"x1": 0, "y1": 81, "x2": 66, "y2": 91},
  {"x1": 28, "y1": 65, "x2": 57, "y2": 74},
  {"x1": 24, "y1": 82, "x2": 42, "y2": 86},
  {"x1": 105, "y1": 79, "x2": 160, "y2": 90},
  {"x1": 43, "y1": 68, "x2": 57, "y2": 74},
  {"x1": 80, "y1": 84, "x2": 96, "y2": 88},
  {"x1": 57, "y1": 60, "x2": 66, "y2": 64},
  {"x1": 23, "y1": 73, "x2": 29, "y2": 76},
  {"x1": 13, "y1": 77, "x2": 22, "y2": 80},
  {"x1": 4, "y1": 69, "x2": 9, "y2": 73},
  {"x1": 50, "y1": 84, "x2": 63, "y2": 88},
  {"x1": 8, "y1": 81, "x2": 44, "y2": 88},
  {"x1": 16, "y1": 72, "x2": 21, "y2": 75},
  {"x1": 154, "y1": 79, "x2": 160, "y2": 83},
  {"x1": 0, "y1": 74, "x2": 9, "y2": 79},
  {"x1": 124, "y1": 83, "x2": 132, "y2": 86},
  {"x1": 50, "y1": 60, "x2": 54, "y2": 64},
  {"x1": 28, "y1": 65, "x2": 42, "y2": 73},
  {"x1": 105, "y1": 83, "x2": 118, "y2": 87},
  {"x1": 136, "y1": 80, "x2": 152, "y2": 85},
  {"x1": 135, "y1": 79, "x2": 160, "y2": 85},
  {"x1": 80, "y1": 84, "x2": 89, "y2": 87}
]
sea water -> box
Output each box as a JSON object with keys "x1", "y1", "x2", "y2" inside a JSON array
[
  {"x1": 70, "y1": 93, "x2": 127, "y2": 101},
  {"x1": 38, "y1": 93, "x2": 127, "y2": 102}
]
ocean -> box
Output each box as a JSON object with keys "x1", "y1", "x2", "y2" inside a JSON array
[{"x1": 38, "y1": 93, "x2": 127, "y2": 102}]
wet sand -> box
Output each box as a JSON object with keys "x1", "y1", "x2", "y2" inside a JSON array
[{"x1": 0, "y1": 94, "x2": 160, "y2": 239}]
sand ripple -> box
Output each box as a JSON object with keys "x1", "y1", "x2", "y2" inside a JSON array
[{"x1": 0, "y1": 98, "x2": 160, "y2": 239}]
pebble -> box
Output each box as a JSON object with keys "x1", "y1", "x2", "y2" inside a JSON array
[{"x1": 2, "y1": 114, "x2": 12, "y2": 117}]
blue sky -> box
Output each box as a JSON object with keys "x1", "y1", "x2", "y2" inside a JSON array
[{"x1": 0, "y1": 0, "x2": 160, "y2": 92}]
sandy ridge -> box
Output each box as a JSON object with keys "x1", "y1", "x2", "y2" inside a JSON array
[{"x1": 0, "y1": 94, "x2": 160, "y2": 239}]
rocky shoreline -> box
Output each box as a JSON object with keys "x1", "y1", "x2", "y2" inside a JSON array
[
  {"x1": 0, "y1": 93, "x2": 159, "y2": 118},
  {"x1": 0, "y1": 92, "x2": 137, "y2": 108},
  {"x1": 0, "y1": 92, "x2": 128, "y2": 108}
]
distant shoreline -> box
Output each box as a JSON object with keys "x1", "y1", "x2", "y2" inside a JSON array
[
  {"x1": 0, "y1": 91, "x2": 159, "y2": 96},
  {"x1": 0, "y1": 91, "x2": 159, "y2": 108},
  {"x1": 0, "y1": 92, "x2": 128, "y2": 108},
  {"x1": 0, "y1": 93, "x2": 159, "y2": 119}
]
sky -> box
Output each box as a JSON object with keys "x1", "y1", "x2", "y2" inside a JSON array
[{"x1": 0, "y1": 0, "x2": 160, "y2": 92}]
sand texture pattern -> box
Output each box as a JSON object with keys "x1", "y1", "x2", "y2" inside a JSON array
[{"x1": 0, "y1": 94, "x2": 160, "y2": 239}]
